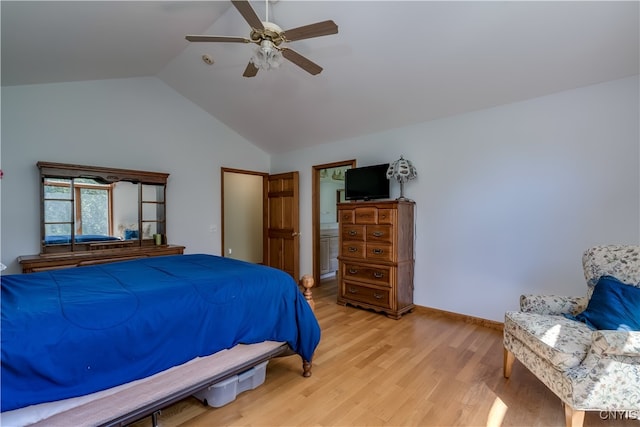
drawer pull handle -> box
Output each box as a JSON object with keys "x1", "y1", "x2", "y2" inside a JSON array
[
  {"x1": 348, "y1": 247, "x2": 358, "y2": 253},
  {"x1": 373, "y1": 293, "x2": 383, "y2": 299},
  {"x1": 372, "y1": 248, "x2": 384, "y2": 255},
  {"x1": 372, "y1": 231, "x2": 384, "y2": 237},
  {"x1": 348, "y1": 230, "x2": 357, "y2": 236},
  {"x1": 373, "y1": 272, "x2": 384, "y2": 279},
  {"x1": 348, "y1": 287, "x2": 358, "y2": 294},
  {"x1": 349, "y1": 268, "x2": 359, "y2": 274}
]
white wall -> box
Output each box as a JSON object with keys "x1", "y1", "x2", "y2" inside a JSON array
[
  {"x1": 0, "y1": 76, "x2": 270, "y2": 274},
  {"x1": 223, "y1": 171, "x2": 264, "y2": 263},
  {"x1": 272, "y1": 76, "x2": 640, "y2": 322}
]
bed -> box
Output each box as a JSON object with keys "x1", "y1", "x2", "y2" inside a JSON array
[{"x1": 1, "y1": 254, "x2": 320, "y2": 426}]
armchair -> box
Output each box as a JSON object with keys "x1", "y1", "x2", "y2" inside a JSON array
[{"x1": 503, "y1": 245, "x2": 640, "y2": 427}]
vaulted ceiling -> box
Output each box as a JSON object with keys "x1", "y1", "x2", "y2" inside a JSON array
[{"x1": 2, "y1": 1, "x2": 638, "y2": 154}]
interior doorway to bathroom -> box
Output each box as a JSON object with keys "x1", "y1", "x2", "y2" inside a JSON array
[{"x1": 311, "y1": 159, "x2": 356, "y2": 287}]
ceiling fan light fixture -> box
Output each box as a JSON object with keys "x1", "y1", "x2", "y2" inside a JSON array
[
  {"x1": 186, "y1": 0, "x2": 338, "y2": 76},
  {"x1": 250, "y1": 39, "x2": 283, "y2": 70}
]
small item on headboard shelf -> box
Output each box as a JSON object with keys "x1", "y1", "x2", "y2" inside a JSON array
[
  {"x1": 124, "y1": 229, "x2": 139, "y2": 240},
  {"x1": 118, "y1": 224, "x2": 152, "y2": 240}
]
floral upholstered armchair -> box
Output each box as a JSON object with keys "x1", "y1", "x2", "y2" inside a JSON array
[{"x1": 503, "y1": 245, "x2": 640, "y2": 427}]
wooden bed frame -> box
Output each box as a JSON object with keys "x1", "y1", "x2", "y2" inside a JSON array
[{"x1": 2, "y1": 275, "x2": 316, "y2": 427}]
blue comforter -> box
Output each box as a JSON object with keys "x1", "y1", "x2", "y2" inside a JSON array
[{"x1": 0, "y1": 254, "x2": 321, "y2": 411}]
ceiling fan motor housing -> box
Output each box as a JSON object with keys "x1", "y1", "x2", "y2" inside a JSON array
[{"x1": 250, "y1": 22, "x2": 285, "y2": 46}]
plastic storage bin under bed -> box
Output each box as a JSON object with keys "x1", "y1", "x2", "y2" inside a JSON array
[{"x1": 192, "y1": 361, "x2": 268, "y2": 408}]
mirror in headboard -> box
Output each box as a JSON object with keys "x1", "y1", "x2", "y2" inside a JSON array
[{"x1": 38, "y1": 161, "x2": 169, "y2": 254}]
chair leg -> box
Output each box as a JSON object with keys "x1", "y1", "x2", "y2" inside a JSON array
[
  {"x1": 503, "y1": 348, "x2": 515, "y2": 378},
  {"x1": 564, "y1": 403, "x2": 585, "y2": 427}
]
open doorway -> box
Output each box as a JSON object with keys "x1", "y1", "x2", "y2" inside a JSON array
[
  {"x1": 312, "y1": 160, "x2": 356, "y2": 288},
  {"x1": 221, "y1": 168, "x2": 301, "y2": 280},
  {"x1": 221, "y1": 168, "x2": 267, "y2": 264}
]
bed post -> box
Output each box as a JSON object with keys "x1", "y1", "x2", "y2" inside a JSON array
[
  {"x1": 299, "y1": 274, "x2": 315, "y2": 312},
  {"x1": 299, "y1": 274, "x2": 315, "y2": 377}
]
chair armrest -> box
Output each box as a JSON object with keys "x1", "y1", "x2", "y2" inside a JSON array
[
  {"x1": 519, "y1": 294, "x2": 588, "y2": 315},
  {"x1": 591, "y1": 330, "x2": 640, "y2": 357}
]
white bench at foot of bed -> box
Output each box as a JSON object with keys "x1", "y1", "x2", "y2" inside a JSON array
[{"x1": 3, "y1": 341, "x2": 289, "y2": 427}]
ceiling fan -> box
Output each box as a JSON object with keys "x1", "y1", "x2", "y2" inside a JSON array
[{"x1": 185, "y1": 0, "x2": 338, "y2": 77}]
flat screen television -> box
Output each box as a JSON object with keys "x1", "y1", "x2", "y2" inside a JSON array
[{"x1": 344, "y1": 163, "x2": 390, "y2": 201}]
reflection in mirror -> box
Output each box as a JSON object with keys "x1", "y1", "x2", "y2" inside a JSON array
[
  {"x1": 43, "y1": 178, "x2": 72, "y2": 242},
  {"x1": 142, "y1": 184, "x2": 166, "y2": 240},
  {"x1": 43, "y1": 177, "x2": 118, "y2": 245},
  {"x1": 113, "y1": 181, "x2": 140, "y2": 240},
  {"x1": 38, "y1": 161, "x2": 169, "y2": 254}
]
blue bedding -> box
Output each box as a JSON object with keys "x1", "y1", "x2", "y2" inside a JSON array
[
  {"x1": 0, "y1": 254, "x2": 321, "y2": 412},
  {"x1": 44, "y1": 234, "x2": 122, "y2": 244}
]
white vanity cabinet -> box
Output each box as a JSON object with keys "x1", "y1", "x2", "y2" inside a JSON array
[{"x1": 320, "y1": 228, "x2": 339, "y2": 276}]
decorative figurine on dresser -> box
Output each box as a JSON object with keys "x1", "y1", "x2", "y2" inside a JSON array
[{"x1": 336, "y1": 199, "x2": 415, "y2": 319}]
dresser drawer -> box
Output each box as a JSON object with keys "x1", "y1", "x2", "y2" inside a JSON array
[
  {"x1": 341, "y1": 225, "x2": 365, "y2": 242},
  {"x1": 341, "y1": 242, "x2": 366, "y2": 259},
  {"x1": 355, "y1": 207, "x2": 377, "y2": 224},
  {"x1": 342, "y1": 262, "x2": 392, "y2": 287},
  {"x1": 341, "y1": 281, "x2": 391, "y2": 309},
  {"x1": 377, "y1": 209, "x2": 394, "y2": 224},
  {"x1": 339, "y1": 209, "x2": 355, "y2": 224},
  {"x1": 366, "y1": 225, "x2": 393, "y2": 243},
  {"x1": 366, "y1": 243, "x2": 394, "y2": 262}
]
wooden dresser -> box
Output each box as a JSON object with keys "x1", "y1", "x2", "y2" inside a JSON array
[
  {"x1": 336, "y1": 200, "x2": 415, "y2": 319},
  {"x1": 18, "y1": 245, "x2": 185, "y2": 273}
]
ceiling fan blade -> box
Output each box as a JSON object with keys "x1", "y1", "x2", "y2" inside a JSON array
[
  {"x1": 185, "y1": 35, "x2": 250, "y2": 43},
  {"x1": 281, "y1": 48, "x2": 323, "y2": 75},
  {"x1": 243, "y1": 62, "x2": 259, "y2": 78},
  {"x1": 283, "y1": 20, "x2": 338, "y2": 41},
  {"x1": 231, "y1": 0, "x2": 265, "y2": 31}
]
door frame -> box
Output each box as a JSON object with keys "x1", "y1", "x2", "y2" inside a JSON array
[
  {"x1": 312, "y1": 159, "x2": 357, "y2": 287},
  {"x1": 221, "y1": 167, "x2": 268, "y2": 263}
]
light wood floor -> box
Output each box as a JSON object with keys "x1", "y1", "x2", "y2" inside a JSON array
[{"x1": 131, "y1": 278, "x2": 637, "y2": 427}]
